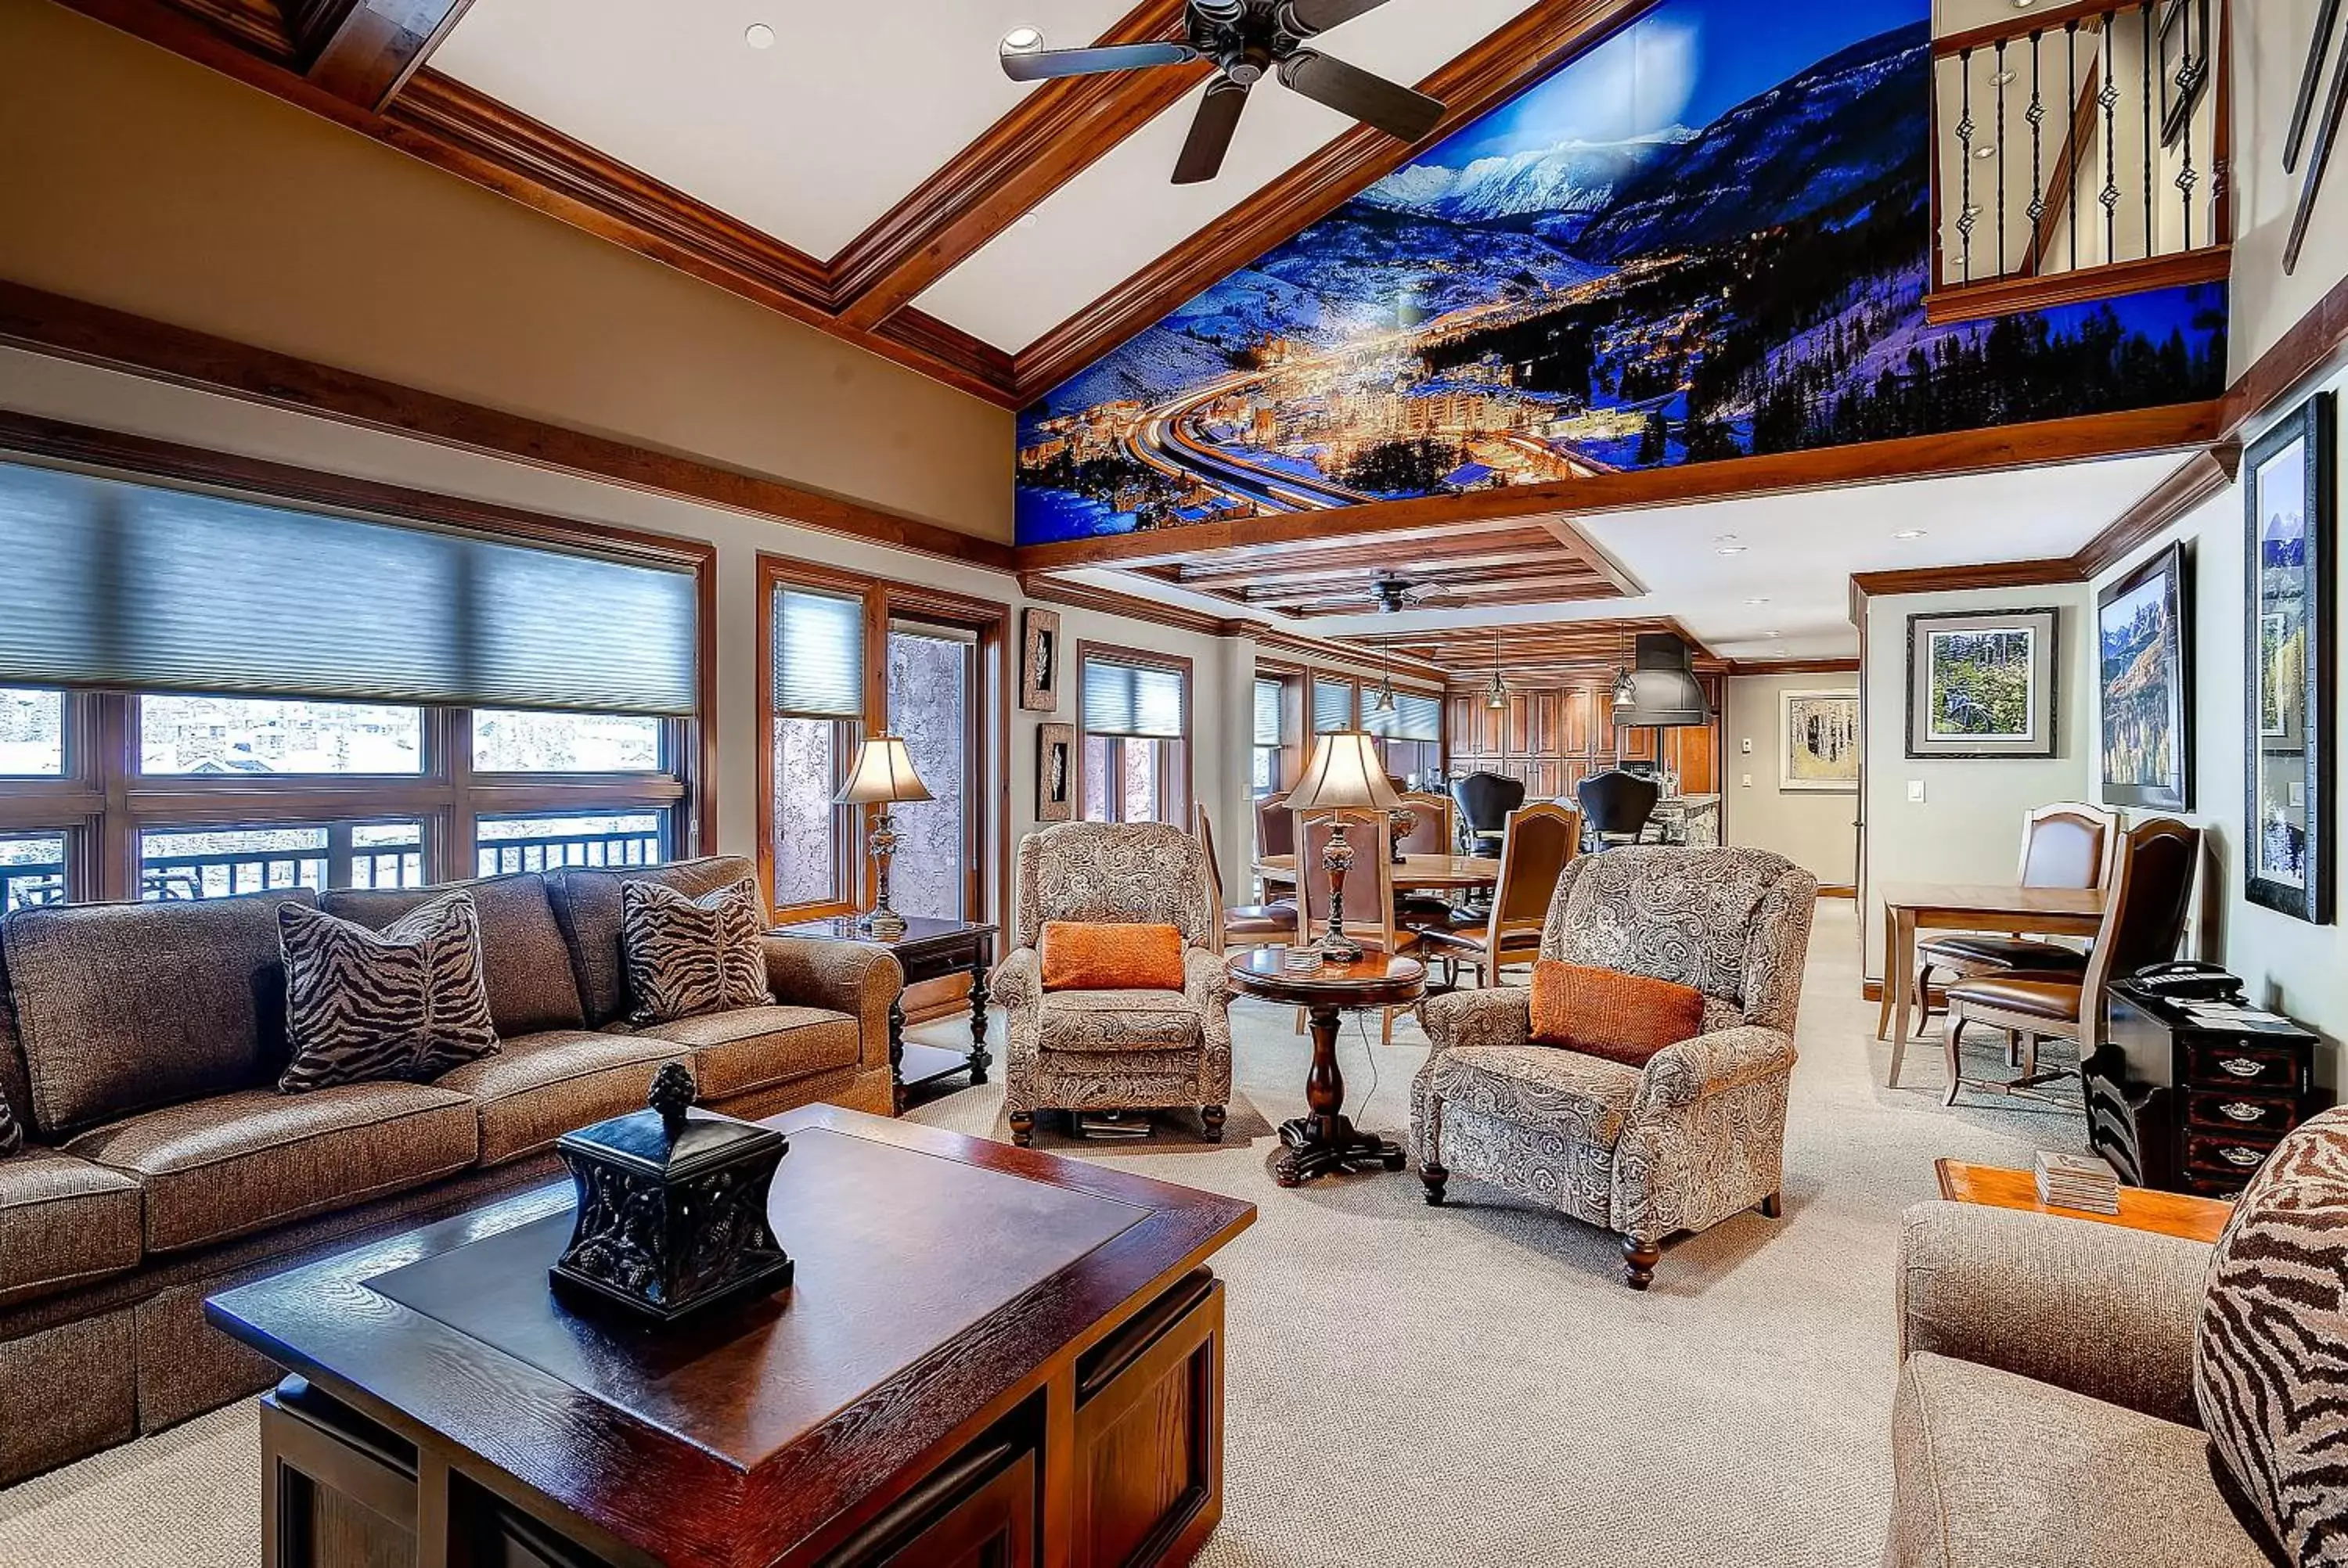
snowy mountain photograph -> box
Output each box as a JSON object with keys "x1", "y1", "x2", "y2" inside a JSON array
[{"x1": 1014, "y1": 0, "x2": 2231, "y2": 546}]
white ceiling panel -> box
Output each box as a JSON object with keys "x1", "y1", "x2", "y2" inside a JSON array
[
  {"x1": 1107, "y1": 454, "x2": 2186, "y2": 657},
  {"x1": 913, "y1": 0, "x2": 1540, "y2": 353},
  {"x1": 433, "y1": 0, "x2": 1139, "y2": 260}
]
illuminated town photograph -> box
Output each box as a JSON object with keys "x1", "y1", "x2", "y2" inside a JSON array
[{"x1": 1014, "y1": 0, "x2": 2230, "y2": 546}]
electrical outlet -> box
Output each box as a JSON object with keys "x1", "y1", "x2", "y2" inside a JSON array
[{"x1": 1907, "y1": 779, "x2": 1927, "y2": 804}]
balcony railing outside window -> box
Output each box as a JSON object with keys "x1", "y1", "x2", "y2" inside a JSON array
[
  {"x1": 0, "y1": 833, "x2": 66, "y2": 913},
  {"x1": 137, "y1": 823, "x2": 426, "y2": 901},
  {"x1": 1931, "y1": 0, "x2": 2228, "y2": 319},
  {"x1": 476, "y1": 813, "x2": 666, "y2": 877}
]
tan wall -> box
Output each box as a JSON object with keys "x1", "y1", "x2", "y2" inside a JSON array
[
  {"x1": 2231, "y1": 0, "x2": 2348, "y2": 379},
  {"x1": 0, "y1": 0, "x2": 1013, "y2": 543},
  {"x1": 1722, "y1": 673, "x2": 1859, "y2": 887}
]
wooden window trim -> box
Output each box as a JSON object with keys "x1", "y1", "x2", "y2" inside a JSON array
[{"x1": 1074, "y1": 640, "x2": 1195, "y2": 826}]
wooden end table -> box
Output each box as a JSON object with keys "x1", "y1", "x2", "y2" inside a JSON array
[
  {"x1": 1226, "y1": 947, "x2": 1426, "y2": 1188},
  {"x1": 775, "y1": 915, "x2": 996, "y2": 1113},
  {"x1": 1933, "y1": 1157, "x2": 2234, "y2": 1244}
]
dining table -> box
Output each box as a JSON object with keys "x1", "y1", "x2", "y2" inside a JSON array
[
  {"x1": 1255, "y1": 852, "x2": 1503, "y2": 892},
  {"x1": 1876, "y1": 881, "x2": 2105, "y2": 1088}
]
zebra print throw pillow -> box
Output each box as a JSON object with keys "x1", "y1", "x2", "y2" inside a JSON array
[
  {"x1": 2195, "y1": 1106, "x2": 2348, "y2": 1568},
  {"x1": 277, "y1": 890, "x2": 500, "y2": 1093},
  {"x1": 620, "y1": 878, "x2": 771, "y2": 1026}
]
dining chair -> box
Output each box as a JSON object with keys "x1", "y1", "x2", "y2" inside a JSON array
[
  {"x1": 1415, "y1": 803, "x2": 1580, "y2": 988},
  {"x1": 1295, "y1": 809, "x2": 1416, "y2": 1042},
  {"x1": 1940, "y1": 815, "x2": 2200, "y2": 1106},
  {"x1": 1451, "y1": 771, "x2": 1525, "y2": 859},
  {"x1": 1576, "y1": 768, "x2": 1662, "y2": 851},
  {"x1": 1391, "y1": 789, "x2": 1459, "y2": 933},
  {"x1": 1194, "y1": 807, "x2": 1292, "y2": 955},
  {"x1": 1912, "y1": 800, "x2": 2118, "y2": 1038},
  {"x1": 1255, "y1": 790, "x2": 1296, "y2": 859}
]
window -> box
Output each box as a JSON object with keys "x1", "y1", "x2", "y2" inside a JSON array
[
  {"x1": 0, "y1": 687, "x2": 63, "y2": 776},
  {"x1": 1079, "y1": 646, "x2": 1191, "y2": 826},
  {"x1": 886, "y1": 624, "x2": 978, "y2": 922},
  {"x1": 1312, "y1": 677, "x2": 1356, "y2": 735},
  {"x1": 0, "y1": 831, "x2": 67, "y2": 912},
  {"x1": 1367, "y1": 690, "x2": 1446, "y2": 789},
  {"x1": 0, "y1": 444, "x2": 710, "y2": 904},
  {"x1": 765, "y1": 584, "x2": 866, "y2": 916},
  {"x1": 1252, "y1": 678, "x2": 1284, "y2": 797},
  {"x1": 139, "y1": 695, "x2": 424, "y2": 775},
  {"x1": 477, "y1": 811, "x2": 664, "y2": 876},
  {"x1": 473, "y1": 710, "x2": 662, "y2": 772}
]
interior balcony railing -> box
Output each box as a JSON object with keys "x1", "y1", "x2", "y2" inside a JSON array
[{"x1": 1929, "y1": 0, "x2": 2230, "y2": 324}]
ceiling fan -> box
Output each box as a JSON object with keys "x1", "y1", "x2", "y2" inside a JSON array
[
  {"x1": 999, "y1": 0, "x2": 1446, "y2": 185},
  {"x1": 1364, "y1": 573, "x2": 1444, "y2": 614}
]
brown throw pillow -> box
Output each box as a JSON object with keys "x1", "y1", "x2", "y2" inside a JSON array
[
  {"x1": 1529, "y1": 959, "x2": 1707, "y2": 1068},
  {"x1": 621, "y1": 878, "x2": 772, "y2": 1026},
  {"x1": 279, "y1": 890, "x2": 500, "y2": 1092},
  {"x1": 2195, "y1": 1107, "x2": 2348, "y2": 1568},
  {"x1": 1039, "y1": 922, "x2": 1188, "y2": 992}
]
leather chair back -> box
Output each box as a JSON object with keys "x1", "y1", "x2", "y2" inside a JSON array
[
  {"x1": 1297, "y1": 811, "x2": 1399, "y2": 953},
  {"x1": 1393, "y1": 791, "x2": 1453, "y2": 856},
  {"x1": 1480, "y1": 803, "x2": 1580, "y2": 958},
  {"x1": 2083, "y1": 817, "x2": 2202, "y2": 1002},
  {"x1": 1451, "y1": 771, "x2": 1525, "y2": 851},
  {"x1": 1577, "y1": 769, "x2": 1662, "y2": 840},
  {"x1": 2018, "y1": 801, "x2": 2119, "y2": 889},
  {"x1": 1255, "y1": 790, "x2": 1296, "y2": 858}
]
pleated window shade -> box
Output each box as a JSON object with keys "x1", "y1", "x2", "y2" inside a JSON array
[
  {"x1": 0, "y1": 461, "x2": 699, "y2": 714},
  {"x1": 1252, "y1": 678, "x2": 1283, "y2": 747},
  {"x1": 1081, "y1": 658, "x2": 1186, "y2": 739},
  {"x1": 1367, "y1": 692, "x2": 1443, "y2": 743},
  {"x1": 771, "y1": 587, "x2": 867, "y2": 719},
  {"x1": 1311, "y1": 678, "x2": 1356, "y2": 735}
]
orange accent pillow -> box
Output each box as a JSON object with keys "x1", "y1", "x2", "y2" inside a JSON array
[
  {"x1": 1039, "y1": 922, "x2": 1188, "y2": 992},
  {"x1": 1529, "y1": 960, "x2": 1706, "y2": 1067}
]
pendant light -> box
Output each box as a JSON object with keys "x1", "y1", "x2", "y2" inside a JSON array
[
  {"x1": 1484, "y1": 626, "x2": 1508, "y2": 710},
  {"x1": 1610, "y1": 628, "x2": 1637, "y2": 712},
  {"x1": 1370, "y1": 646, "x2": 1398, "y2": 716}
]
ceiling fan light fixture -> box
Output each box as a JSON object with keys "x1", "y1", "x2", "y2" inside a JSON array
[
  {"x1": 999, "y1": 25, "x2": 1045, "y2": 55},
  {"x1": 744, "y1": 21, "x2": 776, "y2": 49}
]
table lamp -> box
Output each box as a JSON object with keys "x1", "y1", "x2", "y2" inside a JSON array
[
  {"x1": 834, "y1": 735, "x2": 931, "y2": 941},
  {"x1": 1287, "y1": 730, "x2": 1402, "y2": 962}
]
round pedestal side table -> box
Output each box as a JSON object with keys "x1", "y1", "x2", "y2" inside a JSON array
[{"x1": 1224, "y1": 948, "x2": 1427, "y2": 1188}]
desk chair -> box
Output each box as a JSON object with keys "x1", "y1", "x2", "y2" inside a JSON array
[{"x1": 1913, "y1": 801, "x2": 2117, "y2": 1039}]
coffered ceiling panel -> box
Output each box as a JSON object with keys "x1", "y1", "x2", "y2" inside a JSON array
[
  {"x1": 430, "y1": 0, "x2": 1141, "y2": 259},
  {"x1": 911, "y1": 0, "x2": 1540, "y2": 352}
]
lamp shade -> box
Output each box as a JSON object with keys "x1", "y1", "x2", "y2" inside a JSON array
[
  {"x1": 1287, "y1": 731, "x2": 1403, "y2": 812},
  {"x1": 833, "y1": 735, "x2": 933, "y2": 806}
]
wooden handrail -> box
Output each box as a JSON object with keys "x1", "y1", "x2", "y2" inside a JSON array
[{"x1": 1935, "y1": 0, "x2": 2125, "y2": 59}]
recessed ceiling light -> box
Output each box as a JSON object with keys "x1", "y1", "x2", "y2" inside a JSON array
[
  {"x1": 1001, "y1": 25, "x2": 1045, "y2": 54},
  {"x1": 1990, "y1": 70, "x2": 2018, "y2": 86},
  {"x1": 1716, "y1": 544, "x2": 1748, "y2": 556},
  {"x1": 1745, "y1": 596, "x2": 1771, "y2": 606},
  {"x1": 1894, "y1": 528, "x2": 1928, "y2": 540},
  {"x1": 2013, "y1": 0, "x2": 2037, "y2": 9},
  {"x1": 1973, "y1": 144, "x2": 1998, "y2": 160},
  {"x1": 744, "y1": 22, "x2": 775, "y2": 49},
  {"x1": 1763, "y1": 630, "x2": 1782, "y2": 639},
  {"x1": 1014, "y1": 212, "x2": 1040, "y2": 231}
]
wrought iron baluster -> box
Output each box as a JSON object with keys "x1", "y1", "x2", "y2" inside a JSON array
[
  {"x1": 2027, "y1": 31, "x2": 2047, "y2": 268},
  {"x1": 1957, "y1": 48, "x2": 1978, "y2": 282},
  {"x1": 1996, "y1": 39, "x2": 2011, "y2": 275},
  {"x1": 2177, "y1": 0, "x2": 2199, "y2": 248},
  {"x1": 2069, "y1": 20, "x2": 2082, "y2": 272},
  {"x1": 2101, "y1": 10, "x2": 2121, "y2": 262},
  {"x1": 2141, "y1": 0, "x2": 2155, "y2": 260}
]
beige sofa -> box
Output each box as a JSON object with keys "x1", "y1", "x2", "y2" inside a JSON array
[
  {"x1": 1885, "y1": 1202, "x2": 2263, "y2": 1567},
  {"x1": 0, "y1": 854, "x2": 899, "y2": 1483}
]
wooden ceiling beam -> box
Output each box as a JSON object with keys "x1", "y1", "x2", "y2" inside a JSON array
[
  {"x1": 286, "y1": 0, "x2": 477, "y2": 112},
  {"x1": 1006, "y1": 0, "x2": 1659, "y2": 401}
]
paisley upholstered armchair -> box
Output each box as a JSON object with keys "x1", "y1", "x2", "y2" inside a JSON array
[
  {"x1": 1413, "y1": 847, "x2": 1818, "y2": 1289},
  {"x1": 992, "y1": 822, "x2": 1233, "y2": 1146}
]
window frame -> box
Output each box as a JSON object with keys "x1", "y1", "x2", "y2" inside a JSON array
[
  {"x1": 0, "y1": 423, "x2": 715, "y2": 901},
  {"x1": 1075, "y1": 641, "x2": 1194, "y2": 828},
  {"x1": 754, "y1": 554, "x2": 1009, "y2": 927}
]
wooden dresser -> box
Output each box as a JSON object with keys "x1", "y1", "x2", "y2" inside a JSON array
[{"x1": 2089, "y1": 985, "x2": 2327, "y2": 1198}]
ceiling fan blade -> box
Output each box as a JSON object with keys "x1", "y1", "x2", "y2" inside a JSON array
[
  {"x1": 1001, "y1": 41, "x2": 1200, "y2": 83},
  {"x1": 1285, "y1": 0, "x2": 1400, "y2": 34},
  {"x1": 1172, "y1": 81, "x2": 1251, "y2": 185},
  {"x1": 1277, "y1": 49, "x2": 1444, "y2": 142}
]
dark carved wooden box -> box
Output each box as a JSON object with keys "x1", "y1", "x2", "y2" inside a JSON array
[{"x1": 552, "y1": 1064, "x2": 794, "y2": 1320}]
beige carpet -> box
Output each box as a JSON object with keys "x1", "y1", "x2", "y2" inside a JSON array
[{"x1": 0, "y1": 903, "x2": 2087, "y2": 1567}]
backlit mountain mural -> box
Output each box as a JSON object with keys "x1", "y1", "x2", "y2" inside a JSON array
[{"x1": 1014, "y1": 0, "x2": 2229, "y2": 546}]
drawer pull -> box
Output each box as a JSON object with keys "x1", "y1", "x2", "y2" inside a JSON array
[
  {"x1": 2220, "y1": 1102, "x2": 2270, "y2": 1124},
  {"x1": 2218, "y1": 1057, "x2": 2267, "y2": 1078},
  {"x1": 2220, "y1": 1145, "x2": 2264, "y2": 1167}
]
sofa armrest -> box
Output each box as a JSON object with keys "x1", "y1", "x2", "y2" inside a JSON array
[
  {"x1": 762, "y1": 936, "x2": 902, "y2": 1072},
  {"x1": 1896, "y1": 1201, "x2": 2210, "y2": 1429},
  {"x1": 1631, "y1": 1025, "x2": 1795, "y2": 1118},
  {"x1": 1415, "y1": 987, "x2": 1531, "y2": 1059}
]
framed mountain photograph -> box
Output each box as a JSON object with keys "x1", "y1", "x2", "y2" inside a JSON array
[
  {"x1": 2244, "y1": 394, "x2": 2335, "y2": 923},
  {"x1": 1781, "y1": 690, "x2": 1860, "y2": 792},
  {"x1": 2097, "y1": 542, "x2": 2194, "y2": 809},
  {"x1": 1905, "y1": 608, "x2": 2059, "y2": 759}
]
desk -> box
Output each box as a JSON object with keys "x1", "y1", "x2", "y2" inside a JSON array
[
  {"x1": 210, "y1": 1106, "x2": 1255, "y2": 1568},
  {"x1": 1934, "y1": 1157, "x2": 2233, "y2": 1245},
  {"x1": 1876, "y1": 883, "x2": 2104, "y2": 1088},
  {"x1": 1256, "y1": 853, "x2": 1500, "y2": 891}
]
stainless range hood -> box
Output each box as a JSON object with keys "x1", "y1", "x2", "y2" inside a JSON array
[{"x1": 1612, "y1": 633, "x2": 1712, "y2": 730}]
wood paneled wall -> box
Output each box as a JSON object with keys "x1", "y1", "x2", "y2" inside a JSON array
[{"x1": 1445, "y1": 674, "x2": 1722, "y2": 803}]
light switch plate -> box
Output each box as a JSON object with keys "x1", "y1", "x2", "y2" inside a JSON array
[
  {"x1": 1741, "y1": 738, "x2": 1753, "y2": 753},
  {"x1": 1907, "y1": 780, "x2": 1927, "y2": 804},
  {"x1": 1741, "y1": 773, "x2": 1753, "y2": 788}
]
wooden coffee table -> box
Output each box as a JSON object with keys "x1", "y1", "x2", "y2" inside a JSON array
[
  {"x1": 1226, "y1": 947, "x2": 1426, "y2": 1188},
  {"x1": 207, "y1": 1106, "x2": 1255, "y2": 1568}
]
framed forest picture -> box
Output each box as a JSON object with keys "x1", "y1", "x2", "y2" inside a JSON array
[
  {"x1": 1904, "y1": 607, "x2": 2060, "y2": 760},
  {"x1": 1781, "y1": 690, "x2": 1860, "y2": 792},
  {"x1": 2244, "y1": 394, "x2": 2335, "y2": 923},
  {"x1": 2097, "y1": 541, "x2": 2194, "y2": 810}
]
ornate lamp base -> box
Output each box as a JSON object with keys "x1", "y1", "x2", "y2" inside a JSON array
[
  {"x1": 863, "y1": 812, "x2": 909, "y2": 942},
  {"x1": 1316, "y1": 820, "x2": 1364, "y2": 962}
]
